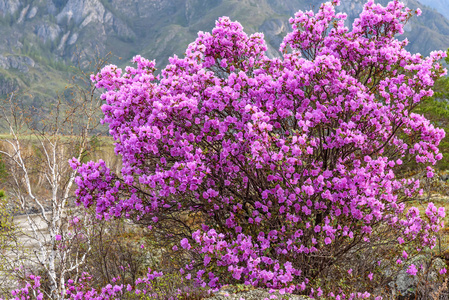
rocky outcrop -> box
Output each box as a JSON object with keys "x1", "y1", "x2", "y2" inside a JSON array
[
  {"x1": 16, "y1": 3, "x2": 28, "y2": 23},
  {"x1": 45, "y1": 0, "x2": 56, "y2": 15},
  {"x1": 387, "y1": 257, "x2": 446, "y2": 298},
  {"x1": 55, "y1": 0, "x2": 135, "y2": 41},
  {"x1": 260, "y1": 18, "x2": 286, "y2": 36},
  {"x1": 0, "y1": 0, "x2": 20, "y2": 16},
  {"x1": 260, "y1": 18, "x2": 288, "y2": 58},
  {"x1": 205, "y1": 286, "x2": 309, "y2": 300},
  {"x1": 27, "y1": 6, "x2": 37, "y2": 19},
  {"x1": 67, "y1": 32, "x2": 78, "y2": 45},
  {"x1": 56, "y1": 0, "x2": 105, "y2": 26},
  {"x1": 111, "y1": 15, "x2": 135, "y2": 38},
  {"x1": 0, "y1": 75, "x2": 19, "y2": 95},
  {"x1": 0, "y1": 55, "x2": 35, "y2": 73},
  {"x1": 57, "y1": 31, "x2": 70, "y2": 51},
  {"x1": 36, "y1": 23, "x2": 62, "y2": 43}
]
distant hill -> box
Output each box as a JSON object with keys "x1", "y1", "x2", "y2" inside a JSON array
[
  {"x1": 0, "y1": 0, "x2": 449, "y2": 108},
  {"x1": 418, "y1": 0, "x2": 449, "y2": 20}
]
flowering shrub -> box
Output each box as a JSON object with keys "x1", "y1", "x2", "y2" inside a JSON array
[
  {"x1": 70, "y1": 0, "x2": 449, "y2": 297},
  {"x1": 6, "y1": 271, "x2": 164, "y2": 300},
  {"x1": 9, "y1": 0, "x2": 449, "y2": 299}
]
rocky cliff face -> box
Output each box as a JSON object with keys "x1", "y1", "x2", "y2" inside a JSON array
[
  {"x1": 56, "y1": 0, "x2": 105, "y2": 26},
  {"x1": 1, "y1": 0, "x2": 448, "y2": 66},
  {"x1": 0, "y1": 0, "x2": 448, "y2": 101},
  {"x1": 0, "y1": 0, "x2": 20, "y2": 16},
  {"x1": 0, "y1": 55, "x2": 34, "y2": 72}
]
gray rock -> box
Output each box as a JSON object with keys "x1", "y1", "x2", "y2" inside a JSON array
[
  {"x1": 112, "y1": 16, "x2": 135, "y2": 38},
  {"x1": 27, "y1": 6, "x2": 37, "y2": 19},
  {"x1": 104, "y1": 11, "x2": 113, "y2": 25},
  {"x1": 67, "y1": 32, "x2": 78, "y2": 45},
  {"x1": 205, "y1": 286, "x2": 309, "y2": 300},
  {"x1": 0, "y1": 0, "x2": 20, "y2": 16},
  {"x1": 260, "y1": 19, "x2": 286, "y2": 36},
  {"x1": 260, "y1": 18, "x2": 289, "y2": 58},
  {"x1": 388, "y1": 256, "x2": 446, "y2": 298},
  {"x1": 16, "y1": 4, "x2": 29, "y2": 24},
  {"x1": 57, "y1": 31, "x2": 70, "y2": 51},
  {"x1": 0, "y1": 74, "x2": 18, "y2": 95},
  {"x1": 36, "y1": 23, "x2": 62, "y2": 43},
  {"x1": 46, "y1": 0, "x2": 56, "y2": 15},
  {"x1": 56, "y1": 0, "x2": 106, "y2": 26},
  {"x1": 0, "y1": 55, "x2": 35, "y2": 73},
  {"x1": 390, "y1": 271, "x2": 416, "y2": 297}
]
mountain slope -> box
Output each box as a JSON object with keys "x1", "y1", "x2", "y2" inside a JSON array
[
  {"x1": 418, "y1": 0, "x2": 449, "y2": 20},
  {"x1": 0, "y1": 0, "x2": 449, "y2": 106}
]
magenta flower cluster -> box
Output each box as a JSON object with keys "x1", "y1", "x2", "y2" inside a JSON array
[
  {"x1": 10, "y1": 0, "x2": 448, "y2": 299},
  {"x1": 4, "y1": 271, "x2": 165, "y2": 300},
  {"x1": 9, "y1": 275, "x2": 43, "y2": 300}
]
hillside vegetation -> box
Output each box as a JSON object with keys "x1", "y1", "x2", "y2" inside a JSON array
[{"x1": 0, "y1": 0, "x2": 449, "y2": 110}]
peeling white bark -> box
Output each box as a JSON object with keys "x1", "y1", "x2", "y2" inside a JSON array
[{"x1": 0, "y1": 75, "x2": 102, "y2": 298}]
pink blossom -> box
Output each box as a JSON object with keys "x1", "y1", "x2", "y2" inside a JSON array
[{"x1": 407, "y1": 264, "x2": 418, "y2": 276}]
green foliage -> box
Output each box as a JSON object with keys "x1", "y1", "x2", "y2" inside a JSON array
[
  {"x1": 21, "y1": 38, "x2": 71, "y2": 72},
  {"x1": 0, "y1": 189, "x2": 17, "y2": 248},
  {"x1": 416, "y1": 50, "x2": 449, "y2": 170},
  {"x1": 0, "y1": 155, "x2": 8, "y2": 183}
]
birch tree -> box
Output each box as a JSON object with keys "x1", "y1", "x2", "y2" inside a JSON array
[{"x1": 0, "y1": 58, "x2": 106, "y2": 299}]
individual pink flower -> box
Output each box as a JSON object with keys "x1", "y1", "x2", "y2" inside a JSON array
[
  {"x1": 402, "y1": 251, "x2": 408, "y2": 259},
  {"x1": 180, "y1": 238, "x2": 191, "y2": 250},
  {"x1": 407, "y1": 264, "x2": 418, "y2": 276}
]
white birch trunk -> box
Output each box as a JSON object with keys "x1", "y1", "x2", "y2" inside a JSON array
[{"x1": 0, "y1": 71, "x2": 102, "y2": 297}]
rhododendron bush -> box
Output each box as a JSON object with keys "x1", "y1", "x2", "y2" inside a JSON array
[{"x1": 12, "y1": 0, "x2": 449, "y2": 298}]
